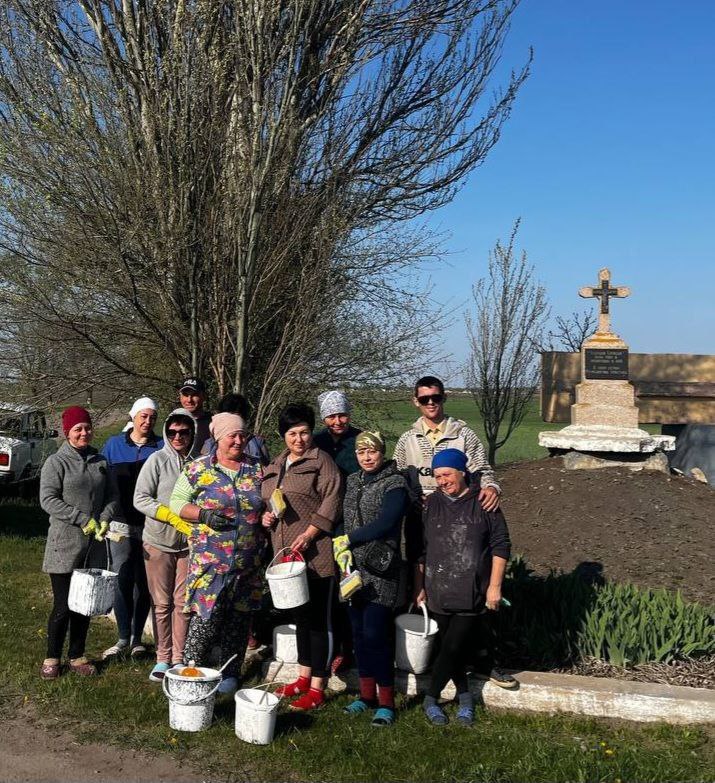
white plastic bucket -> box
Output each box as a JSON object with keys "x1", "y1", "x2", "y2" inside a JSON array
[
  {"x1": 266, "y1": 548, "x2": 309, "y2": 609},
  {"x1": 272, "y1": 624, "x2": 298, "y2": 663},
  {"x1": 162, "y1": 666, "x2": 222, "y2": 732},
  {"x1": 395, "y1": 602, "x2": 438, "y2": 674},
  {"x1": 234, "y1": 686, "x2": 280, "y2": 745},
  {"x1": 68, "y1": 568, "x2": 118, "y2": 616}
]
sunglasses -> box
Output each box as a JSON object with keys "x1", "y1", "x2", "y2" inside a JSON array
[
  {"x1": 417, "y1": 394, "x2": 444, "y2": 405},
  {"x1": 167, "y1": 429, "x2": 191, "y2": 438}
]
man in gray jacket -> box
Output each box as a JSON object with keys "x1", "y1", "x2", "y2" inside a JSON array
[
  {"x1": 133, "y1": 408, "x2": 195, "y2": 681},
  {"x1": 393, "y1": 375, "x2": 500, "y2": 563}
]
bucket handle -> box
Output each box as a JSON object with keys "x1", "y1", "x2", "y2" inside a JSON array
[
  {"x1": 257, "y1": 659, "x2": 285, "y2": 705},
  {"x1": 162, "y1": 675, "x2": 222, "y2": 705},
  {"x1": 407, "y1": 601, "x2": 430, "y2": 638},
  {"x1": 268, "y1": 547, "x2": 305, "y2": 570}
]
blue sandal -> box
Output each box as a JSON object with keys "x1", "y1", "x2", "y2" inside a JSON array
[
  {"x1": 371, "y1": 707, "x2": 395, "y2": 727},
  {"x1": 344, "y1": 698, "x2": 370, "y2": 715},
  {"x1": 424, "y1": 703, "x2": 448, "y2": 726},
  {"x1": 456, "y1": 706, "x2": 474, "y2": 726}
]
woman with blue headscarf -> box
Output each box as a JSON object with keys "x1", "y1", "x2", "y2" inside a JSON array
[{"x1": 413, "y1": 449, "x2": 511, "y2": 727}]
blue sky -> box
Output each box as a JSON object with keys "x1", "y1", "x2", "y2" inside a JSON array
[{"x1": 425, "y1": 0, "x2": 714, "y2": 374}]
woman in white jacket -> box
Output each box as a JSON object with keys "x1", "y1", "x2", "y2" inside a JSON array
[{"x1": 133, "y1": 408, "x2": 195, "y2": 681}]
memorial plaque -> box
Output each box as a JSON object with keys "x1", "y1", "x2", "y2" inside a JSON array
[{"x1": 585, "y1": 348, "x2": 629, "y2": 380}]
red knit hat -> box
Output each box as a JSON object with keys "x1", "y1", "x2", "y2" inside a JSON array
[{"x1": 62, "y1": 406, "x2": 92, "y2": 437}]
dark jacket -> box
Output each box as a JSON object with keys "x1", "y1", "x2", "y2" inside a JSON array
[
  {"x1": 101, "y1": 429, "x2": 163, "y2": 527},
  {"x1": 314, "y1": 426, "x2": 362, "y2": 477},
  {"x1": 421, "y1": 487, "x2": 510, "y2": 614},
  {"x1": 261, "y1": 447, "x2": 342, "y2": 578},
  {"x1": 40, "y1": 442, "x2": 121, "y2": 573},
  {"x1": 342, "y1": 460, "x2": 408, "y2": 608}
]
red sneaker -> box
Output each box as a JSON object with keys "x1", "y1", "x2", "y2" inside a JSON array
[
  {"x1": 289, "y1": 689, "x2": 325, "y2": 711},
  {"x1": 275, "y1": 677, "x2": 310, "y2": 698}
]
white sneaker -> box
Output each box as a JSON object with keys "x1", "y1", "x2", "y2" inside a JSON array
[{"x1": 102, "y1": 640, "x2": 129, "y2": 660}]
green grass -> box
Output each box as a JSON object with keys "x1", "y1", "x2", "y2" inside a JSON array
[{"x1": 1, "y1": 498, "x2": 712, "y2": 783}]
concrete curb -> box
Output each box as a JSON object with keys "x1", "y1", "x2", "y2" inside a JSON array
[{"x1": 263, "y1": 660, "x2": 715, "y2": 725}]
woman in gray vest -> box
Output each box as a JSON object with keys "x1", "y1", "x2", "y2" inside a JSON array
[{"x1": 333, "y1": 431, "x2": 408, "y2": 727}]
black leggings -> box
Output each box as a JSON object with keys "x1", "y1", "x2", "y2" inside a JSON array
[
  {"x1": 292, "y1": 575, "x2": 334, "y2": 679},
  {"x1": 428, "y1": 612, "x2": 484, "y2": 698},
  {"x1": 46, "y1": 573, "x2": 91, "y2": 660}
]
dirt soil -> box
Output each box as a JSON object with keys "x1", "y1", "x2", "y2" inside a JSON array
[
  {"x1": 3, "y1": 702, "x2": 205, "y2": 783},
  {"x1": 499, "y1": 457, "x2": 715, "y2": 605}
]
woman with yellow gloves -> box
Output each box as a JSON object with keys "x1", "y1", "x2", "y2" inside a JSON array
[
  {"x1": 39, "y1": 406, "x2": 121, "y2": 679},
  {"x1": 134, "y1": 408, "x2": 198, "y2": 682},
  {"x1": 332, "y1": 431, "x2": 408, "y2": 727}
]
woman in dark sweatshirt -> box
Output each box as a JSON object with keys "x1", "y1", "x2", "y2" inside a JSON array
[
  {"x1": 333, "y1": 431, "x2": 408, "y2": 727},
  {"x1": 413, "y1": 448, "x2": 511, "y2": 727}
]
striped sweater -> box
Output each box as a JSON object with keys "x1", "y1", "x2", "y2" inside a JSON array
[{"x1": 393, "y1": 416, "x2": 499, "y2": 496}]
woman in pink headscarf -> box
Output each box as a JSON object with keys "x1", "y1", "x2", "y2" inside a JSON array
[{"x1": 168, "y1": 412, "x2": 266, "y2": 694}]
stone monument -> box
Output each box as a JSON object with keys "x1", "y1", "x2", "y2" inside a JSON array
[{"x1": 539, "y1": 268, "x2": 674, "y2": 469}]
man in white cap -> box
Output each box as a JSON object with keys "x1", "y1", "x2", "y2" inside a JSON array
[
  {"x1": 101, "y1": 396, "x2": 163, "y2": 660},
  {"x1": 313, "y1": 390, "x2": 362, "y2": 476}
]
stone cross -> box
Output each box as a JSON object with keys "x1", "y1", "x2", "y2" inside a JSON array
[{"x1": 579, "y1": 267, "x2": 630, "y2": 334}]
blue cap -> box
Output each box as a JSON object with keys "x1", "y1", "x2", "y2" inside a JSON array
[{"x1": 431, "y1": 448, "x2": 468, "y2": 472}]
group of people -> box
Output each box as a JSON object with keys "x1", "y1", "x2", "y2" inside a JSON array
[{"x1": 39, "y1": 375, "x2": 512, "y2": 727}]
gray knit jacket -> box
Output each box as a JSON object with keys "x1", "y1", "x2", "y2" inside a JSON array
[
  {"x1": 134, "y1": 408, "x2": 194, "y2": 553},
  {"x1": 342, "y1": 461, "x2": 408, "y2": 608},
  {"x1": 40, "y1": 442, "x2": 121, "y2": 573}
]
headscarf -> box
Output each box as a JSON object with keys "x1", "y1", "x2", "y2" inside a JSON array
[
  {"x1": 209, "y1": 412, "x2": 246, "y2": 443},
  {"x1": 355, "y1": 431, "x2": 385, "y2": 453},
  {"x1": 431, "y1": 448, "x2": 468, "y2": 472},
  {"x1": 317, "y1": 390, "x2": 351, "y2": 420},
  {"x1": 122, "y1": 397, "x2": 158, "y2": 432}
]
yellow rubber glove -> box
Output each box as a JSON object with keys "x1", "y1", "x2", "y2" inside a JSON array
[
  {"x1": 332, "y1": 534, "x2": 350, "y2": 559},
  {"x1": 94, "y1": 520, "x2": 109, "y2": 542},
  {"x1": 81, "y1": 518, "x2": 98, "y2": 537},
  {"x1": 155, "y1": 504, "x2": 216, "y2": 537},
  {"x1": 336, "y1": 549, "x2": 354, "y2": 573}
]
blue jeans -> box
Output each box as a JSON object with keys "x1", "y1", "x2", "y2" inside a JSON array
[{"x1": 109, "y1": 536, "x2": 151, "y2": 643}]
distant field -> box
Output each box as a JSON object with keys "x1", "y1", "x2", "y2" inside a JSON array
[{"x1": 349, "y1": 392, "x2": 561, "y2": 466}]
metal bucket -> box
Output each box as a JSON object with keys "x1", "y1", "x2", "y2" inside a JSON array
[
  {"x1": 162, "y1": 665, "x2": 222, "y2": 732},
  {"x1": 394, "y1": 602, "x2": 438, "y2": 674}
]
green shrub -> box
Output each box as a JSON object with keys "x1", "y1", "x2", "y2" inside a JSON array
[
  {"x1": 496, "y1": 557, "x2": 715, "y2": 668},
  {"x1": 577, "y1": 582, "x2": 715, "y2": 666}
]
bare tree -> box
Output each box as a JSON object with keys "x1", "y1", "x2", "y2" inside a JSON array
[
  {"x1": 465, "y1": 221, "x2": 549, "y2": 465},
  {"x1": 546, "y1": 309, "x2": 597, "y2": 352},
  {"x1": 0, "y1": 1, "x2": 530, "y2": 427}
]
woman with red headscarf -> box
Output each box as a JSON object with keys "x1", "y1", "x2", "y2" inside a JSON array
[{"x1": 39, "y1": 406, "x2": 121, "y2": 679}]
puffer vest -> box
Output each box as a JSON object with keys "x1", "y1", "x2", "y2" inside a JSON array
[{"x1": 342, "y1": 461, "x2": 407, "y2": 608}]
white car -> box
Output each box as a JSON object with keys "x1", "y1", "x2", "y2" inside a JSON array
[{"x1": 0, "y1": 404, "x2": 58, "y2": 486}]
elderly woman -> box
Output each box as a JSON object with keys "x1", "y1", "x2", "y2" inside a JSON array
[
  {"x1": 413, "y1": 449, "x2": 511, "y2": 727},
  {"x1": 333, "y1": 431, "x2": 408, "y2": 727},
  {"x1": 133, "y1": 408, "x2": 195, "y2": 682},
  {"x1": 101, "y1": 397, "x2": 163, "y2": 661},
  {"x1": 39, "y1": 406, "x2": 121, "y2": 679},
  {"x1": 261, "y1": 403, "x2": 342, "y2": 711},
  {"x1": 169, "y1": 412, "x2": 265, "y2": 694}
]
